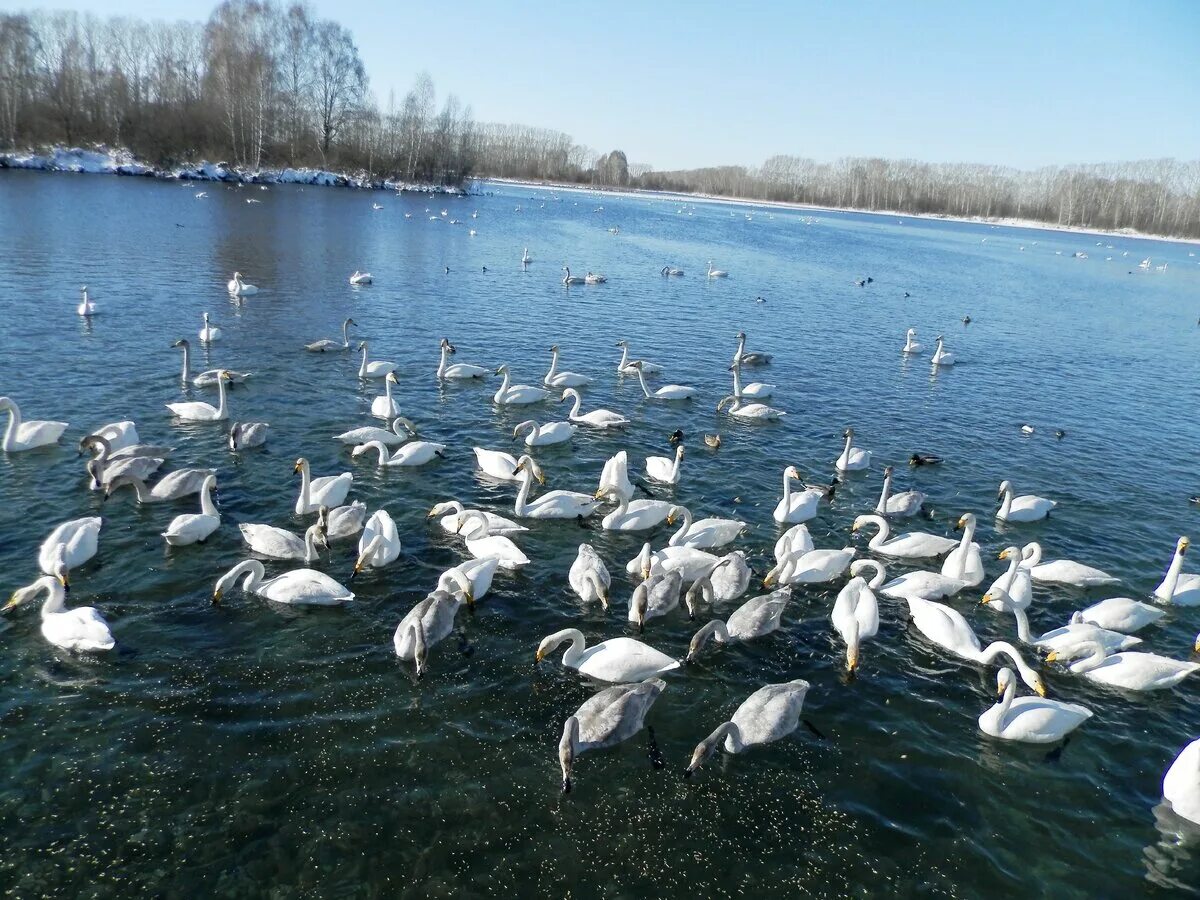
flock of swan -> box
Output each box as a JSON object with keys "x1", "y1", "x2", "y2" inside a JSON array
[{"x1": 3, "y1": 261, "x2": 1199, "y2": 814}]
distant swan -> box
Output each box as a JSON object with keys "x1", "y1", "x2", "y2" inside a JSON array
[
  {"x1": 239, "y1": 522, "x2": 327, "y2": 562},
  {"x1": 77, "y1": 284, "x2": 96, "y2": 316},
  {"x1": 931, "y1": 334, "x2": 955, "y2": 366},
  {"x1": 717, "y1": 394, "x2": 785, "y2": 421},
  {"x1": 706, "y1": 260, "x2": 729, "y2": 278},
  {"x1": 226, "y1": 272, "x2": 258, "y2": 295},
  {"x1": 562, "y1": 266, "x2": 585, "y2": 285},
  {"x1": 902, "y1": 328, "x2": 922, "y2": 354},
  {"x1": 172, "y1": 339, "x2": 251, "y2": 386},
  {"x1": 199, "y1": 313, "x2": 222, "y2": 342},
  {"x1": 304, "y1": 317, "x2": 356, "y2": 352},
  {"x1": 349, "y1": 270, "x2": 373, "y2": 285},
  {"x1": 614, "y1": 340, "x2": 664, "y2": 375}
]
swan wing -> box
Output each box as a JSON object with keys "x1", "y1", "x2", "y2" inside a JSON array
[
  {"x1": 43, "y1": 607, "x2": 115, "y2": 651},
  {"x1": 259, "y1": 569, "x2": 354, "y2": 605},
  {"x1": 729, "y1": 680, "x2": 810, "y2": 748},
  {"x1": 574, "y1": 678, "x2": 666, "y2": 748},
  {"x1": 240, "y1": 523, "x2": 304, "y2": 558},
  {"x1": 577, "y1": 638, "x2": 680, "y2": 682},
  {"x1": 905, "y1": 597, "x2": 980, "y2": 655}
]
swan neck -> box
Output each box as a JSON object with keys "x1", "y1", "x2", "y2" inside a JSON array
[
  {"x1": 865, "y1": 516, "x2": 889, "y2": 550},
  {"x1": 437, "y1": 344, "x2": 447, "y2": 376},
  {"x1": 669, "y1": 508, "x2": 693, "y2": 546},
  {"x1": 560, "y1": 629, "x2": 586, "y2": 667},
  {"x1": 359, "y1": 344, "x2": 369, "y2": 376},
  {"x1": 215, "y1": 374, "x2": 228, "y2": 417},
  {"x1": 875, "y1": 471, "x2": 892, "y2": 513},
  {"x1": 996, "y1": 677, "x2": 1016, "y2": 726},
  {"x1": 1158, "y1": 547, "x2": 1185, "y2": 598},
  {"x1": 979, "y1": 641, "x2": 1034, "y2": 684},
  {"x1": 2, "y1": 402, "x2": 18, "y2": 450},
  {"x1": 199, "y1": 479, "x2": 218, "y2": 516},
  {"x1": 717, "y1": 720, "x2": 743, "y2": 753},
  {"x1": 1012, "y1": 607, "x2": 1032, "y2": 643},
  {"x1": 731, "y1": 366, "x2": 742, "y2": 397},
  {"x1": 514, "y1": 468, "x2": 532, "y2": 514},
  {"x1": 999, "y1": 486, "x2": 1013, "y2": 517},
  {"x1": 179, "y1": 342, "x2": 191, "y2": 378},
  {"x1": 636, "y1": 366, "x2": 651, "y2": 398}
]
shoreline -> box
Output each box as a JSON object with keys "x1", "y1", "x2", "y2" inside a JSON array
[{"x1": 483, "y1": 176, "x2": 1200, "y2": 247}]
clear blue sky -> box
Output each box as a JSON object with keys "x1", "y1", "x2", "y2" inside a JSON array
[{"x1": 13, "y1": 0, "x2": 1200, "y2": 170}]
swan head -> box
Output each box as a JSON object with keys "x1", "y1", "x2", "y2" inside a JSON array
[
  {"x1": 172, "y1": 338, "x2": 189, "y2": 349},
  {"x1": 666, "y1": 505, "x2": 685, "y2": 526},
  {"x1": 1179, "y1": 536, "x2": 1191, "y2": 555},
  {"x1": 513, "y1": 456, "x2": 545, "y2": 484},
  {"x1": 907, "y1": 328, "x2": 917, "y2": 337},
  {"x1": 357, "y1": 340, "x2": 368, "y2": 351},
  {"x1": 997, "y1": 545, "x2": 1020, "y2": 560},
  {"x1": 558, "y1": 717, "x2": 579, "y2": 792},
  {"x1": 735, "y1": 330, "x2": 746, "y2": 340},
  {"x1": 995, "y1": 668, "x2": 1016, "y2": 697},
  {"x1": 843, "y1": 427, "x2": 854, "y2": 439},
  {"x1": 549, "y1": 344, "x2": 559, "y2": 353},
  {"x1": 615, "y1": 339, "x2": 628, "y2": 347},
  {"x1": 784, "y1": 465, "x2": 801, "y2": 481},
  {"x1": 997, "y1": 480, "x2": 1013, "y2": 498},
  {"x1": 494, "y1": 364, "x2": 508, "y2": 375},
  {"x1": 385, "y1": 371, "x2": 398, "y2": 385},
  {"x1": 935, "y1": 334, "x2": 945, "y2": 343},
  {"x1": 956, "y1": 513, "x2": 975, "y2": 530},
  {"x1": 293, "y1": 457, "x2": 309, "y2": 475}
]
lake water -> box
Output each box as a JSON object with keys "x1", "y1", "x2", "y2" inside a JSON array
[{"x1": 1, "y1": 170, "x2": 1199, "y2": 897}]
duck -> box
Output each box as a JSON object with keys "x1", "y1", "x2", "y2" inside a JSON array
[
  {"x1": 978, "y1": 668, "x2": 1092, "y2": 744},
  {"x1": 171, "y1": 339, "x2": 252, "y2": 386},
  {"x1": 996, "y1": 480, "x2": 1056, "y2": 522},
  {"x1": 1078, "y1": 596, "x2": 1165, "y2": 633},
  {"x1": 941, "y1": 513, "x2": 985, "y2": 586},
  {"x1": 512, "y1": 459, "x2": 601, "y2": 519},
  {"x1": 1154, "y1": 536, "x2": 1200, "y2": 606},
  {"x1": 351, "y1": 439, "x2": 446, "y2": 467},
  {"x1": 875, "y1": 465, "x2": 925, "y2": 517},
  {"x1": 348, "y1": 270, "x2": 373, "y2": 285},
  {"x1": 614, "y1": 340, "x2": 664, "y2": 375},
  {"x1": 3, "y1": 576, "x2": 115, "y2": 652},
  {"x1": 561, "y1": 388, "x2": 628, "y2": 428},
  {"x1": 212, "y1": 560, "x2": 353, "y2": 607},
  {"x1": 596, "y1": 450, "x2": 634, "y2": 501},
  {"x1": 645, "y1": 445, "x2": 684, "y2": 485},
  {"x1": 706, "y1": 260, "x2": 729, "y2": 278},
  {"x1": 909, "y1": 453, "x2": 942, "y2": 466},
  {"x1": 536, "y1": 629, "x2": 679, "y2": 682},
  {"x1": 493, "y1": 364, "x2": 551, "y2": 405},
  {"x1": 628, "y1": 569, "x2": 684, "y2": 630},
  {"x1": 77, "y1": 284, "x2": 97, "y2": 317},
  {"x1": 901, "y1": 328, "x2": 922, "y2": 354},
  {"x1": 666, "y1": 506, "x2": 745, "y2": 549},
  {"x1": 625, "y1": 542, "x2": 720, "y2": 584},
  {"x1": 836, "y1": 427, "x2": 871, "y2": 472},
  {"x1": 333, "y1": 417, "x2": 417, "y2": 447},
  {"x1": 239, "y1": 522, "x2": 328, "y2": 562},
  {"x1": 561, "y1": 266, "x2": 586, "y2": 285},
  {"x1": 730, "y1": 361, "x2": 775, "y2": 400},
  {"x1": 427, "y1": 501, "x2": 527, "y2": 537},
  {"x1": 199, "y1": 312, "x2": 222, "y2": 342},
  {"x1": 686, "y1": 588, "x2": 790, "y2": 661},
  {"x1": 1046, "y1": 641, "x2": 1200, "y2": 691},
  {"x1": 1, "y1": 397, "x2": 69, "y2": 451},
  {"x1": 38, "y1": 517, "x2": 101, "y2": 587},
  {"x1": 437, "y1": 338, "x2": 490, "y2": 379},
  {"x1": 293, "y1": 457, "x2": 352, "y2": 514},
  {"x1": 370, "y1": 372, "x2": 401, "y2": 419},
  {"x1": 764, "y1": 546, "x2": 856, "y2": 586},
  {"x1": 832, "y1": 560, "x2": 884, "y2": 671},
  {"x1": 704, "y1": 433, "x2": 722, "y2": 449},
  {"x1": 543, "y1": 345, "x2": 591, "y2": 388},
  {"x1": 226, "y1": 272, "x2": 258, "y2": 295},
  {"x1": 161, "y1": 474, "x2": 221, "y2": 546},
  {"x1": 513, "y1": 419, "x2": 575, "y2": 447},
  {"x1": 1020, "y1": 542, "x2": 1119, "y2": 587},
  {"x1": 733, "y1": 331, "x2": 772, "y2": 366},
  {"x1": 557, "y1": 678, "x2": 667, "y2": 792},
  {"x1": 453, "y1": 510, "x2": 528, "y2": 570},
  {"x1": 393, "y1": 590, "x2": 468, "y2": 678},
  {"x1": 357, "y1": 341, "x2": 396, "y2": 379},
  {"x1": 305, "y1": 318, "x2": 357, "y2": 352},
  {"x1": 228, "y1": 421, "x2": 269, "y2": 450},
  {"x1": 353, "y1": 509, "x2": 402, "y2": 574},
  {"x1": 684, "y1": 681, "x2": 811, "y2": 777},
  {"x1": 318, "y1": 502, "x2": 367, "y2": 541},
  {"x1": 1163, "y1": 738, "x2": 1200, "y2": 825},
  {"x1": 930, "y1": 334, "x2": 955, "y2": 366},
  {"x1": 632, "y1": 360, "x2": 695, "y2": 400},
  {"x1": 717, "y1": 395, "x2": 785, "y2": 421},
  {"x1": 568, "y1": 544, "x2": 611, "y2": 608},
  {"x1": 773, "y1": 466, "x2": 823, "y2": 524}
]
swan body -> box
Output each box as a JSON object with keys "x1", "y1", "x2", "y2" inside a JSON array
[
  {"x1": 764, "y1": 546, "x2": 856, "y2": 586},
  {"x1": 77, "y1": 285, "x2": 96, "y2": 316},
  {"x1": 773, "y1": 466, "x2": 822, "y2": 524},
  {"x1": 454, "y1": 511, "x2": 528, "y2": 570},
  {"x1": 852, "y1": 514, "x2": 959, "y2": 560},
  {"x1": 978, "y1": 668, "x2": 1092, "y2": 743},
  {"x1": 628, "y1": 569, "x2": 684, "y2": 629},
  {"x1": 981, "y1": 546, "x2": 1034, "y2": 612},
  {"x1": 561, "y1": 388, "x2": 628, "y2": 428},
  {"x1": 543, "y1": 345, "x2": 591, "y2": 387},
  {"x1": 1020, "y1": 542, "x2": 1118, "y2": 587},
  {"x1": 717, "y1": 395, "x2": 785, "y2": 421},
  {"x1": 730, "y1": 362, "x2": 774, "y2": 399},
  {"x1": 1032, "y1": 612, "x2": 1142, "y2": 654},
  {"x1": 521, "y1": 248, "x2": 532, "y2": 264},
  {"x1": 89, "y1": 420, "x2": 139, "y2": 452},
  {"x1": 38, "y1": 517, "x2": 101, "y2": 584},
  {"x1": 1163, "y1": 738, "x2": 1200, "y2": 825},
  {"x1": 645, "y1": 445, "x2": 684, "y2": 484},
  {"x1": 597, "y1": 450, "x2": 634, "y2": 501},
  {"x1": 875, "y1": 465, "x2": 925, "y2": 517},
  {"x1": 493, "y1": 364, "x2": 550, "y2": 405},
  {"x1": 352, "y1": 439, "x2": 445, "y2": 467},
  {"x1": 601, "y1": 495, "x2": 675, "y2": 532},
  {"x1": 1047, "y1": 640, "x2": 1200, "y2": 691},
  {"x1": 357, "y1": 341, "x2": 396, "y2": 379},
  {"x1": 514, "y1": 419, "x2": 575, "y2": 446},
  {"x1": 686, "y1": 589, "x2": 790, "y2": 660},
  {"x1": 585, "y1": 272, "x2": 607, "y2": 285},
  {"x1": 625, "y1": 542, "x2": 720, "y2": 584},
  {"x1": 996, "y1": 480, "x2": 1056, "y2": 522},
  {"x1": 437, "y1": 338, "x2": 489, "y2": 379},
  {"x1": 84, "y1": 448, "x2": 165, "y2": 490},
  {"x1": 941, "y1": 513, "x2": 985, "y2": 586},
  {"x1": 293, "y1": 457, "x2": 352, "y2": 514},
  {"x1": 902, "y1": 328, "x2": 922, "y2": 354},
  {"x1": 706, "y1": 260, "x2": 728, "y2": 278},
  {"x1": 1, "y1": 397, "x2": 69, "y2": 451},
  {"x1": 931, "y1": 334, "x2": 955, "y2": 366},
  {"x1": 319, "y1": 502, "x2": 367, "y2": 540},
  {"x1": 437, "y1": 558, "x2": 499, "y2": 605},
  {"x1": 1154, "y1": 537, "x2": 1200, "y2": 606},
  {"x1": 228, "y1": 421, "x2": 269, "y2": 450},
  {"x1": 333, "y1": 417, "x2": 416, "y2": 447},
  {"x1": 166, "y1": 370, "x2": 232, "y2": 421},
  {"x1": 213, "y1": 559, "x2": 353, "y2": 607},
  {"x1": 615, "y1": 340, "x2": 663, "y2": 375},
  {"x1": 537, "y1": 628, "x2": 680, "y2": 682},
  {"x1": 832, "y1": 560, "x2": 884, "y2": 671},
  {"x1": 513, "y1": 461, "x2": 601, "y2": 519},
  {"x1": 239, "y1": 522, "x2": 327, "y2": 562},
  {"x1": 685, "y1": 681, "x2": 811, "y2": 776},
  {"x1": 393, "y1": 590, "x2": 467, "y2": 676},
  {"x1": 473, "y1": 447, "x2": 523, "y2": 480},
  {"x1": 561, "y1": 266, "x2": 585, "y2": 285},
  {"x1": 775, "y1": 523, "x2": 814, "y2": 562},
  {"x1": 199, "y1": 312, "x2": 222, "y2": 342},
  {"x1": 172, "y1": 339, "x2": 251, "y2": 386},
  {"x1": 105, "y1": 468, "x2": 215, "y2": 503},
  {"x1": 349, "y1": 270, "x2": 372, "y2": 285},
  {"x1": 633, "y1": 361, "x2": 695, "y2": 400},
  {"x1": 707, "y1": 551, "x2": 752, "y2": 602},
  {"x1": 880, "y1": 569, "x2": 969, "y2": 600},
  {"x1": 226, "y1": 272, "x2": 258, "y2": 295},
  {"x1": 305, "y1": 317, "x2": 356, "y2": 352},
  {"x1": 370, "y1": 372, "x2": 401, "y2": 419},
  {"x1": 666, "y1": 506, "x2": 745, "y2": 549},
  {"x1": 161, "y1": 474, "x2": 221, "y2": 545},
  {"x1": 428, "y1": 501, "x2": 527, "y2": 537},
  {"x1": 354, "y1": 509, "x2": 402, "y2": 573},
  {"x1": 4, "y1": 576, "x2": 114, "y2": 652},
  {"x1": 1079, "y1": 596, "x2": 1166, "y2": 633},
  {"x1": 569, "y1": 544, "x2": 611, "y2": 608},
  {"x1": 558, "y1": 678, "x2": 667, "y2": 791},
  {"x1": 836, "y1": 427, "x2": 871, "y2": 472}
]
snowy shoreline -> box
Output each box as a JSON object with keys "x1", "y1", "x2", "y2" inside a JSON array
[
  {"x1": 487, "y1": 177, "x2": 1200, "y2": 247},
  {"x1": 0, "y1": 146, "x2": 465, "y2": 195}
]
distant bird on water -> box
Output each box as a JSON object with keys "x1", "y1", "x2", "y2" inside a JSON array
[
  {"x1": 910, "y1": 453, "x2": 943, "y2": 467},
  {"x1": 962, "y1": 316, "x2": 972, "y2": 325}
]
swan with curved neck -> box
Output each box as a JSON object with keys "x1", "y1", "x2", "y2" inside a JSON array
[
  {"x1": 685, "y1": 588, "x2": 790, "y2": 660},
  {"x1": 931, "y1": 334, "x2": 955, "y2": 366},
  {"x1": 568, "y1": 544, "x2": 611, "y2": 608},
  {"x1": 666, "y1": 506, "x2": 745, "y2": 549},
  {"x1": 1046, "y1": 640, "x2": 1200, "y2": 691},
  {"x1": 978, "y1": 668, "x2": 1092, "y2": 743},
  {"x1": 536, "y1": 628, "x2": 679, "y2": 682},
  {"x1": 836, "y1": 427, "x2": 871, "y2": 471},
  {"x1": 358, "y1": 341, "x2": 396, "y2": 379},
  {"x1": 1, "y1": 397, "x2": 69, "y2": 451},
  {"x1": 293, "y1": 457, "x2": 352, "y2": 514},
  {"x1": 996, "y1": 480, "x2": 1055, "y2": 522},
  {"x1": 833, "y1": 559, "x2": 885, "y2": 671},
  {"x1": 558, "y1": 678, "x2": 666, "y2": 792},
  {"x1": 77, "y1": 284, "x2": 96, "y2": 316},
  {"x1": 437, "y1": 338, "x2": 489, "y2": 378},
  {"x1": 717, "y1": 394, "x2": 785, "y2": 420},
  {"x1": 980, "y1": 545, "x2": 1033, "y2": 613},
  {"x1": 730, "y1": 362, "x2": 775, "y2": 399},
  {"x1": 684, "y1": 681, "x2": 810, "y2": 777},
  {"x1": 560, "y1": 388, "x2": 628, "y2": 427},
  {"x1": 493, "y1": 364, "x2": 550, "y2": 405},
  {"x1": 213, "y1": 559, "x2": 353, "y2": 606},
  {"x1": 512, "y1": 459, "x2": 601, "y2": 519},
  {"x1": 161, "y1": 474, "x2": 220, "y2": 545},
  {"x1": 305, "y1": 317, "x2": 356, "y2": 352},
  {"x1": 561, "y1": 266, "x2": 585, "y2": 285},
  {"x1": 165, "y1": 370, "x2": 231, "y2": 421},
  {"x1": 3, "y1": 575, "x2": 115, "y2": 651},
  {"x1": 226, "y1": 272, "x2": 258, "y2": 295},
  {"x1": 393, "y1": 590, "x2": 467, "y2": 676},
  {"x1": 351, "y1": 438, "x2": 446, "y2": 467},
  {"x1": 172, "y1": 339, "x2": 250, "y2": 386}
]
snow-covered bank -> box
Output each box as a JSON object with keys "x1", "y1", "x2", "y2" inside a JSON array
[{"x1": 0, "y1": 146, "x2": 465, "y2": 195}]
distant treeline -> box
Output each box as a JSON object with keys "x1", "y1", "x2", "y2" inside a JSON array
[{"x1": 3, "y1": 4, "x2": 1197, "y2": 236}]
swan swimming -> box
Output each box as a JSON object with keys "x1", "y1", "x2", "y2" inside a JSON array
[
  {"x1": 428, "y1": 501, "x2": 527, "y2": 537},
  {"x1": 333, "y1": 417, "x2": 416, "y2": 447},
  {"x1": 161, "y1": 474, "x2": 220, "y2": 546},
  {"x1": 596, "y1": 450, "x2": 634, "y2": 502},
  {"x1": 512, "y1": 460, "x2": 601, "y2": 519},
  {"x1": 773, "y1": 466, "x2": 822, "y2": 524},
  {"x1": 706, "y1": 260, "x2": 729, "y2": 278},
  {"x1": 172, "y1": 339, "x2": 252, "y2": 386},
  {"x1": 352, "y1": 439, "x2": 446, "y2": 467},
  {"x1": 394, "y1": 590, "x2": 469, "y2": 677},
  {"x1": 226, "y1": 272, "x2": 258, "y2": 295},
  {"x1": 685, "y1": 680, "x2": 811, "y2": 776},
  {"x1": 645, "y1": 445, "x2": 684, "y2": 485},
  {"x1": 733, "y1": 331, "x2": 772, "y2": 366},
  {"x1": 614, "y1": 340, "x2": 663, "y2": 375},
  {"x1": 557, "y1": 678, "x2": 667, "y2": 792},
  {"x1": 1, "y1": 397, "x2": 68, "y2": 452},
  {"x1": 931, "y1": 334, "x2": 955, "y2": 366},
  {"x1": 851, "y1": 514, "x2": 957, "y2": 560},
  {"x1": 717, "y1": 394, "x2": 785, "y2": 421},
  {"x1": 348, "y1": 271, "x2": 373, "y2": 285},
  {"x1": 568, "y1": 544, "x2": 611, "y2": 608},
  {"x1": 493, "y1": 364, "x2": 550, "y2": 405},
  {"x1": 453, "y1": 510, "x2": 529, "y2": 570},
  {"x1": 536, "y1": 628, "x2": 680, "y2": 682},
  {"x1": 875, "y1": 465, "x2": 924, "y2": 517},
  {"x1": 561, "y1": 388, "x2": 628, "y2": 428},
  {"x1": 666, "y1": 505, "x2": 745, "y2": 549},
  {"x1": 941, "y1": 513, "x2": 984, "y2": 586},
  {"x1": 1154, "y1": 537, "x2": 1200, "y2": 606},
  {"x1": 626, "y1": 541, "x2": 720, "y2": 584},
  {"x1": 632, "y1": 360, "x2": 695, "y2": 400},
  {"x1": 370, "y1": 372, "x2": 401, "y2": 419},
  {"x1": 77, "y1": 284, "x2": 96, "y2": 317},
  {"x1": 514, "y1": 419, "x2": 576, "y2": 447},
  {"x1": 4, "y1": 576, "x2": 115, "y2": 652},
  {"x1": 357, "y1": 341, "x2": 396, "y2": 379},
  {"x1": 686, "y1": 589, "x2": 790, "y2": 661},
  {"x1": 354, "y1": 509, "x2": 402, "y2": 574},
  {"x1": 1020, "y1": 541, "x2": 1119, "y2": 587},
  {"x1": 213, "y1": 560, "x2": 354, "y2": 607},
  {"x1": 38, "y1": 516, "x2": 101, "y2": 587},
  {"x1": 305, "y1": 317, "x2": 357, "y2": 352},
  {"x1": 628, "y1": 569, "x2": 683, "y2": 629},
  {"x1": 293, "y1": 457, "x2": 352, "y2": 514},
  {"x1": 543, "y1": 345, "x2": 591, "y2": 387},
  {"x1": 902, "y1": 328, "x2": 922, "y2": 354},
  {"x1": 199, "y1": 312, "x2": 222, "y2": 342},
  {"x1": 166, "y1": 370, "x2": 232, "y2": 422},
  {"x1": 730, "y1": 362, "x2": 775, "y2": 400},
  {"x1": 228, "y1": 421, "x2": 269, "y2": 450},
  {"x1": 1046, "y1": 640, "x2": 1200, "y2": 691},
  {"x1": 239, "y1": 522, "x2": 328, "y2": 562},
  {"x1": 832, "y1": 560, "x2": 884, "y2": 671},
  {"x1": 978, "y1": 668, "x2": 1092, "y2": 744},
  {"x1": 835, "y1": 427, "x2": 871, "y2": 472},
  {"x1": 996, "y1": 480, "x2": 1056, "y2": 522},
  {"x1": 437, "y1": 338, "x2": 489, "y2": 379}
]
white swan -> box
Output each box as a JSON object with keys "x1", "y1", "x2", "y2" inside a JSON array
[
  {"x1": 686, "y1": 553, "x2": 752, "y2": 605},
  {"x1": 352, "y1": 439, "x2": 445, "y2": 467},
  {"x1": 996, "y1": 480, "x2": 1056, "y2": 522},
  {"x1": 1, "y1": 397, "x2": 68, "y2": 451},
  {"x1": 226, "y1": 271, "x2": 258, "y2": 295},
  {"x1": 514, "y1": 419, "x2": 575, "y2": 446},
  {"x1": 686, "y1": 589, "x2": 790, "y2": 661},
  {"x1": 354, "y1": 509, "x2": 402, "y2": 574},
  {"x1": 1154, "y1": 537, "x2": 1200, "y2": 606},
  {"x1": 902, "y1": 328, "x2": 922, "y2": 354},
  {"x1": 852, "y1": 514, "x2": 958, "y2": 560},
  {"x1": 561, "y1": 266, "x2": 585, "y2": 285},
  {"x1": 213, "y1": 560, "x2": 353, "y2": 607},
  {"x1": 628, "y1": 569, "x2": 683, "y2": 629},
  {"x1": 454, "y1": 510, "x2": 529, "y2": 570},
  {"x1": 104, "y1": 468, "x2": 215, "y2": 503},
  {"x1": 166, "y1": 370, "x2": 231, "y2": 421},
  {"x1": 493, "y1": 364, "x2": 550, "y2": 405},
  {"x1": 521, "y1": 248, "x2": 532, "y2": 264},
  {"x1": 775, "y1": 523, "x2": 814, "y2": 562},
  {"x1": 88, "y1": 420, "x2": 140, "y2": 452},
  {"x1": 773, "y1": 466, "x2": 823, "y2": 524},
  {"x1": 162, "y1": 474, "x2": 220, "y2": 545},
  {"x1": 1046, "y1": 640, "x2": 1200, "y2": 691},
  {"x1": 473, "y1": 447, "x2": 525, "y2": 480},
  {"x1": 561, "y1": 388, "x2": 628, "y2": 428},
  {"x1": 318, "y1": 502, "x2": 367, "y2": 541},
  {"x1": 171, "y1": 339, "x2": 251, "y2": 386},
  {"x1": 980, "y1": 545, "x2": 1033, "y2": 612},
  {"x1": 685, "y1": 681, "x2": 811, "y2": 776},
  {"x1": 199, "y1": 312, "x2": 222, "y2": 342},
  {"x1": 875, "y1": 465, "x2": 925, "y2": 517},
  {"x1": 4, "y1": 576, "x2": 115, "y2": 652},
  {"x1": 904, "y1": 596, "x2": 1046, "y2": 694},
  {"x1": 77, "y1": 284, "x2": 97, "y2": 317},
  {"x1": 1079, "y1": 596, "x2": 1165, "y2": 633},
  {"x1": 349, "y1": 270, "x2": 373, "y2": 285},
  {"x1": 600, "y1": 493, "x2": 675, "y2": 532},
  {"x1": 645, "y1": 445, "x2": 684, "y2": 484},
  {"x1": 732, "y1": 331, "x2": 771, "y2": 366},
  {"x1": 730, "y1": 362, "x2": 774, "y2": 400},
  {"x1": 370, "y1": 372, "x2": 401, "y2": 419},
  {"x1": 1163, "y1": 738, "x2": 1200, "y2": 825},
  {"x1": 1031, "y1": 611, "x2": 1142, "y2": 654},
  {"x1": 569, "y1": 544, "x2": 611, "y2": 608},
  {"x1": 305, "y1": 317, "x2": 356, "y2": 352},
  {"x1": 596, "y1": 450, "x2": 634, "y2": 501},
  {"x1": 333, "y1": 417, "x2": 416, "y2": 447},
  {"x1": 931, "y1": 334, "x2": 955, "y2": 366},
  {"x1": 80, "y1": 435, "x2": 164, "y2": 489},
  {"x1": 558, "y1": 678, "x2": 667, "y2": 792},
  {"x1": 1020, "y1": 542, "x2": 1118, "y2": 587},
  {"x1": 228, "y1": 421, "x2": 269, "y2": 450},
  {"x1": 614, "y1": 340, "x2": 663, "y2": 375},
  {"x1": 978, "y1": 668, "x2": 1092, "y2": 743},
  {"x1": 513, "y1": 460, "x2": 601, "y2": 519},
  {"x1": 536, "y1": 628, "x2": 680, "y2": 682},
  {"x1": 38, "y1": 517, "x2": 101, "y2": 586},
  {"x1": 428, "y1": 501, "x2": 527, "y2": 537},
  {"x1": 437, "y1": 558, "x2": 498, "y2": 605},
  {"x1": 632, "y1": 361, "x2": 695, "y2": 400},
  {"x1": 293, "y1": 457, "x2": 352, "y2": 514},
  {"x1": 585, "y1": 272, "x2": 607, "y2": 285},
  {"x1": 941, "y1": 513, "x2": 984, "y2": 586},
  {"x1": 764, "y1": 546, "x2": 856, "y2": 586},
  {"x1": 437, "y1": 338, "x2": 490, "y2": 379},
  {"x1": 666, "y1": 505, "x2": 745, "y2": 549},
  {"x1": 832, "y1": 560, "x2": 884, "y2": 671},
  {"x1": 542, "y1": 344, "x2": 591, "y2": 387},
  {"x1": 393, "y1": 590, "x2": 468, "y2": 677},
  {"x1": 836, "y1": 427, "x2": 871, "y2": 472},
  {"x1": 880, "y1": 568, "x2": 968, "y2": 600},
  {"x1": 706, "y1": 260, "x2": 729, "y2": 278},
  {"x1": 239, "y1": 522, "x2": 327, "y2": 562},
  {"x1": 717, "y1": 394, "x2": 785, "y2": 421},
  {"x1": 357, "y1": 341, "x2": 396, "y2": 379}
]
